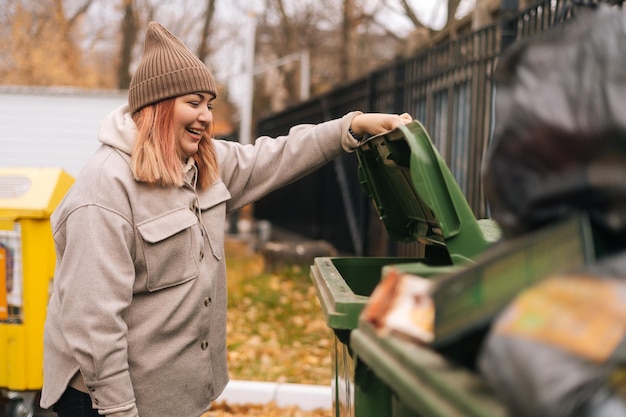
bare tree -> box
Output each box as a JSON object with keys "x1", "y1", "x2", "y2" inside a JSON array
[
  {"x1": 197, "y1": 0, "x2": 217, "y2": 63},
  {"x1": 473, "y1": 0, "x2": 498, "y2": 29},
  {"x1": 55, "y1": 0, "x2": 95, "y2": 80},
  {"x1": 378, "y1": 0, "x2": 465, "y2": 35},
  {"x1": 1, "y1": 0, "x2": 96, "y2": 87},
  {"x1": 272, "y1": 0, "x2": 305, "y2": 106},
  {"x1": 447, "y1": 0, "x2": 462, "y2": 36},
  {"x1": 247, "y1": 0, "x2": 406, "y2": 112},
  {"x1": 117, "y1": 0, "x2": 138, "y2": 89},
  {"x1": 251, "y1": 0, "x2": 318, "y2": 113},
  {"x1": 397, "y1": 0, "x2": 428, "y2": 28},
  {"x1": 340, "y1": 0, "x2": 357, "y2": 82},
  {"x1": 66, "y1": 0, "x2": 93, "y2": 28}
]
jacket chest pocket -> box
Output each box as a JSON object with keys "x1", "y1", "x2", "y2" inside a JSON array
[{"x1": 137, "y1": 208, "x2": 200, "y2": 291}]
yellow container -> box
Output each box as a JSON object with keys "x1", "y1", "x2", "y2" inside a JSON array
[{"x1": 0, "y1": 168, "x2": 73, "y2": 415}]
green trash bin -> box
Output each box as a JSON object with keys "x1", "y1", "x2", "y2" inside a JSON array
[
  {"x1": 350, "y1": 212, "x2": 599, "y2": 417},
  {"x1": 310, "y1": 120, "x2": 500, "y2": 417}
]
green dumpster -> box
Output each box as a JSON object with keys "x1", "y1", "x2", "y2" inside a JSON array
[
  {"x1": 351, "y1": 212, "x2": 599, "y2": 417},
  {"x1": 310, "y1": 120, "x2": 500, "y2": 417}
]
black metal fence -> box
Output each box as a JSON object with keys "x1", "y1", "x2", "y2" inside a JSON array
[{"x1": 253, "y1": 0, "x2": 606, "y2": 256}]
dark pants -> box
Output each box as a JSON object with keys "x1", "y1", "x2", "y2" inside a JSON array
[{"x1": 53, "y1": 387, "x2": 99, "y2": 417}]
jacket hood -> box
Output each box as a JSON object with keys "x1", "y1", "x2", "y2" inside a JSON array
[{"x1": 98, "y1": 104, "x2": 137, "y2": 155}]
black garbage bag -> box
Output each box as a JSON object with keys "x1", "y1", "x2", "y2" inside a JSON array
[
  {"x1": 482, "y1": 4, "x2": 626, "y2": 238},
  {"x1": 478, "y1": 252, "x2": 626, "y2": 417}
]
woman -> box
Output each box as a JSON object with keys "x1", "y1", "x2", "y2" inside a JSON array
[{"x1": 40, "y1": 21, "x2": 412, "y2": 417}]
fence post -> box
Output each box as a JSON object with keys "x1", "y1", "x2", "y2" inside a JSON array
[
  {"x1": 500, "y1": 0, "x2": 519, "y2": 52},
  {"x1": 393, "y1": 60, "x2": 406, "y2": 113}
]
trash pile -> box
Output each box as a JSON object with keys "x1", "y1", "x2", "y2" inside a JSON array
[{"x1": 360, "y1": 4, "x2": 626, "y2": 416}]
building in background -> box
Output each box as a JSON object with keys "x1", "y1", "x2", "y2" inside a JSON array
[{"x1": 0, "y1": 87, "x2": 126, "y2": 179}]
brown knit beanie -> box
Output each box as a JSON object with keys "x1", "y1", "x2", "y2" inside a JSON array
[{"x1": 128, "y1": 21, "x2": 218, "y2": 114}]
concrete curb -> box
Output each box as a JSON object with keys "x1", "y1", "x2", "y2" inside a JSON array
[{"x1": 215, "y1": 380, "x2": 331, "y2": 411}]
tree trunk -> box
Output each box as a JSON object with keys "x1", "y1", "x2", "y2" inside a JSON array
[
  {"x1": 473, "y1": 0, "x2": 495, "y2": 29},
  {"x1": 117, "y1": 0, "x2": 137, "y2": 90},
  {"x1": 446, "y1": 0, "x2": 461, "y2": 37},
  {"x1": 197, "y1": 0, "x2": 216, "y2": 63},
  {"x1": 340, "y1": 0, "x2": 356, "y2": 82}
]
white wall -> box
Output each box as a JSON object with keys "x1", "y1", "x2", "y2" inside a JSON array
[{"x1": 0, "y1": 87, "x2": 127, "y2": 179}]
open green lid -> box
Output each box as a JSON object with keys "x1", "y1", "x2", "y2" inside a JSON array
[{"x1": 356, "y1": 120, "x2": 499, "y2": 264}]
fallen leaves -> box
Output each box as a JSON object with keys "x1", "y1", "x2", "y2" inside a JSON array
[
  {"x1": 224, "y1": 238, "x2": 333, "y2": 386},
  {"x1": 211, "y1": 239, "x2": 334, "y2": 416}
]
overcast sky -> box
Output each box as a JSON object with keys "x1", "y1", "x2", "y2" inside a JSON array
[{"x1": 425, "y1": 0, "x2": 477, "y2": 28}]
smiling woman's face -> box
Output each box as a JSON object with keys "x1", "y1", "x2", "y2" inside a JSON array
[{"x1": 173, "y1": 93, "x2": 214, "y2": 157}]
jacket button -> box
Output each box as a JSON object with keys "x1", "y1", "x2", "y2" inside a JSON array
[
  {"x1": 204, "y1": 297, "x2": 212, "y2": 306},
  {"x1": 199, "y1": 251, "x2": 204, "y2": 261},
  {"x1": 201, "y1": 340, "x2": 209, "y2": 350}
]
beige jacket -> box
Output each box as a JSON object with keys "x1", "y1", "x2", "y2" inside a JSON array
[{"x1": 41, "y1": 104, "x2": 361, "y2": 417}]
